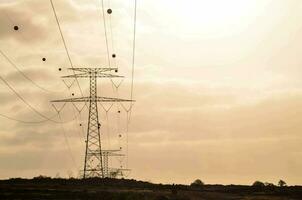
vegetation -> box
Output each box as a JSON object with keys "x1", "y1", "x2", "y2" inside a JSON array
[
  {"x1": 190, "y1": 179, "x2": 204, "y2": 187},
  {"x1": 0, "y1": 177, "x2": 301, "y2": 200},
  {"x1": 278, "y1": 179, "x2": 287, "y2": 187},
  {"x1": 252, "y1": 181, "x2": 265, "y2": 187}
]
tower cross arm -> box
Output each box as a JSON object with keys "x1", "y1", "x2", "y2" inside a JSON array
[
  {"x1": 51, "y1": 96, "x2": 135, "y2": 103},
  {"x1": 97, "y1": 96, "x2": 135, "y2": 102},
  {"x1": 109, "y1": 168, "x2": 131, "y2": 171},
  {"x1": 105, "y1": 153, "x2": 125, "y2": 156},
  {"x1": 62, "y1": 73, "x2": 124, "y2": 78},
  {"x1": 95, "y1": 149, "x2": 125, "y2": 156},
  {"x1": 67, "y1": 68, "x2": 118, "y2": 73}
]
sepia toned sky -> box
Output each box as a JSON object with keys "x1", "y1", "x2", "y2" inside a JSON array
[{"x1": 0, "y1": 0, "x2": 302, "y2": 185}]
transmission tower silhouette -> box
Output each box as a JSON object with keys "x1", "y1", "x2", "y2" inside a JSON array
[
  {"x1": 52, "y1": 68, "x2": 133, "y2": 178},
  {"x1": 101, "y1": 149, "x2": 130, "y2": 178}
]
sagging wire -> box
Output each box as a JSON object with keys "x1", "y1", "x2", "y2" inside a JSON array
[
  {"x1": 124, "y1": 0, "x2": 138, "y2": 171},
  {"x1": 65, "y1": 87, "x2": 86, "y2": 145},
  {"x1": 99, "y1": 0, "x2": 111, "y2": 68},
  {"x1": 99, "y1": 102, "x2": 114, "y2": 149},
  {"x1": 0, "y1": 101, "x2": 67, "y2": 124},
  {"x1": 0, "y1": 74, "x2": 77, "y2": 124},
  {"x1": 107, "y1": 0, "x2": 117, "y2": 68},
  {"x1": 49, "y1": 0, "x2": 86, "y2": 100},
  {"x1": 0, "y1": 49, "x2": 67, "y2": 94},
  {"x1": 55, "y1": 105, "x2": 78, "y2": 171},
  {"x1": 0, "y1": 11, "x2": 67, "y2": 94}
]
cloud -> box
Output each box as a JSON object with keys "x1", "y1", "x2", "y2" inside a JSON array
[
  {"x1": 0, "y1": 0, "x2": 302, "y2": 186},
  {"x1": 0, "y1": 5, "x2": 47, "y2": 43},
  {"x1": 5, "y1": 68, "x2": 55, "y2": 83},
  {"x1": 130, "y1": 86, "x2": 302, "y2": 140}
]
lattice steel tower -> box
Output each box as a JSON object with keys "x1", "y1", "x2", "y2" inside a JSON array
[{"x1": 52, "y1": 68, "x2": 133, "y2": 178}]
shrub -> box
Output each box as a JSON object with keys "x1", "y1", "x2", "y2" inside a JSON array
[
  {"x1": 190, "y1": 179, "x2": 204, "y2": 187},
  {"x1": 278, "y1": 179, "x2": 287, "y2": 187},
  {"x1": 252, "y1": 181, "x2": 265, "y2": 187}
]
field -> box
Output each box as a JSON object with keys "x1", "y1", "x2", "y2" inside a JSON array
[{"x1": 0, "y1": 178, "x2": 301, "y2": 200}]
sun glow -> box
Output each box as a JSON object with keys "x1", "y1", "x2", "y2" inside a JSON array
[{"x1": 156, "y1": 0, "x2": 274, "y2": 38}]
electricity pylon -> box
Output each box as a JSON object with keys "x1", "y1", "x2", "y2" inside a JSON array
[
  {"x1": 52, "y1": 68, "x2": 134, "y2": 178},
  {"x1": 101, "y1": 149, "x2": 125, "y2": 178}
]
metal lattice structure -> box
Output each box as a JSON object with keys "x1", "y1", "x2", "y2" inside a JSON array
[
  {"x1": 101, "y1": 150, "x2": 125, "y2": 178},
  {"x1": 52, "y1": 68, "x2": 134, "y2": 178}
]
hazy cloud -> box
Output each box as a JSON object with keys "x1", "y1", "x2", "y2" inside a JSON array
[{"x1": 0, "y1": 0, "x2": 302, "y2": 186}]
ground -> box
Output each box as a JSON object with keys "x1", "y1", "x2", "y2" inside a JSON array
[{"x1": 0, "y1": 178, "x2": 301, "y2": 200}]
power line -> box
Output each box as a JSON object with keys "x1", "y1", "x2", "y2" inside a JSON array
[
  {"x1": 0, "y1": 75, "x2": 55, "y2": 120},
  {"x1": 107, "y1": 0, "x2": 117, "y2": 68},
  {"x1": 49, "y1": 0, "x2": 85, "y2": 97},
  {"x1": 48, "y1": 1, "x2": 91, "y2": 173},
  {"x1": 100, "y1": 0, "x2": 111, "y2": 68},
  {"x1": 0, "y1": 49, "x2": 57, "y2": 94},
  {"x1": 0, "y1": 110, "x2": 79, "y2": 124},
  {"x1": 124, "y1": 0, "x2": 137, "y2": 122},
  {"x1": 0, "y1": 75, "x2": 79, "y2": 124},
  {"x1": 0, "y1": 113, "x2": 51, "y2": 124},
  {"x1": 57, "y1": 111, "x2": 78, "y2": 170},
  {"x1": 0, "y1": 11, "x2": 67, "y2": 94},
  {"x1": 130, "y1": 0, "x2": 137, "y2": 101},
  {"x1": 108, "y1": 5, "x2": 116, "y2": 68},
  {"x1": 0, "y1": 66, "x2": 78, "y2": 171},
  {"x1": 124, "y1": 0, "x2": 138, "y2": 169}
]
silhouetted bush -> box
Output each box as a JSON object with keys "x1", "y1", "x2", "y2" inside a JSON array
[
  {"x1": 278, "y1": 179, "x2": 287, "y2": 187},
  {"x1": 2, "y1": 177, "x2": 302, "y2": 200},
  {"x1": 252, "y1": 181, "x2": 265, "y2": 187},
  {"x1": 190, "y1": 179, "x2": 204, "y2": 188},
  {"x1": 33, "y1": 175, "x2": 52, "y2": 180},
  {"x1": 171, "y1": 184, "x2": 178, "y2": 195}
]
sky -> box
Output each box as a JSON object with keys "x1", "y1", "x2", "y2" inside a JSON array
[{"x1": 0, "y1": 0, "x2": 302, "y2": 186}]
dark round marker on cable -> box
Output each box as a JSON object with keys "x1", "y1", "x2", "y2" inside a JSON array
[
  {"x1": 42, "y1": 58, "x2": 46, "y2": 61},
  {"x1": 115, "y1": 69, "x2": 118, "y2": 73},
  {"x1": 13, "y1": 25, "x2": 19, "y2": 31},
  {"x1": 80, "y1": 123, "x2": 82, "y2": 126},
  {"x1": 58, "y1": 68, "x2": 62, "y2": 71},
  {"x1": 72, "y1": 93, "x2": 74, "y2": 96},
  {"x1": 107, "y1": 9, "x2": 112, "y2": 14},
  {"x1": 112, "y1": 54, "x2": 116, "y2": 58},
  {"x1": 118, "y1": 110, "x2": 121, "y2": 113}
]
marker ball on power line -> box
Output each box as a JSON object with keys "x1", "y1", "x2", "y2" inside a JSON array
[
  {"x1": 112, "y1": 54, "x2": 116, "y2": 58},
  {"x1": 72, "y1": 93, "x2": 74, "y2": 96},
  {"x1": 118, "y1": 110, "x2": 121, "y2": 113},
  {"x1": 58, "y1": 68, "x2": 62, "y2": 71},
  {"x1": 42, "y1": 58, "x2": 46, "y2": 61},
  {"x1": 115, "y1": 69, "x2": 118, "y2": 73},
  {"x1": 107, "y1": 9, "x2": 112, "y2": 14},
  {"x1": 119, "y1": 134, "x2": 122, "y2": 137},
  {"x1": 120, "y1": 147, "x2": 122, "y2": 150},
  {"x1": 13, "y1": 25, "x2": 19, "y2": 31},
  {"x1": 79, "y1": 123, "x2": 82, "y2": 126}
]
